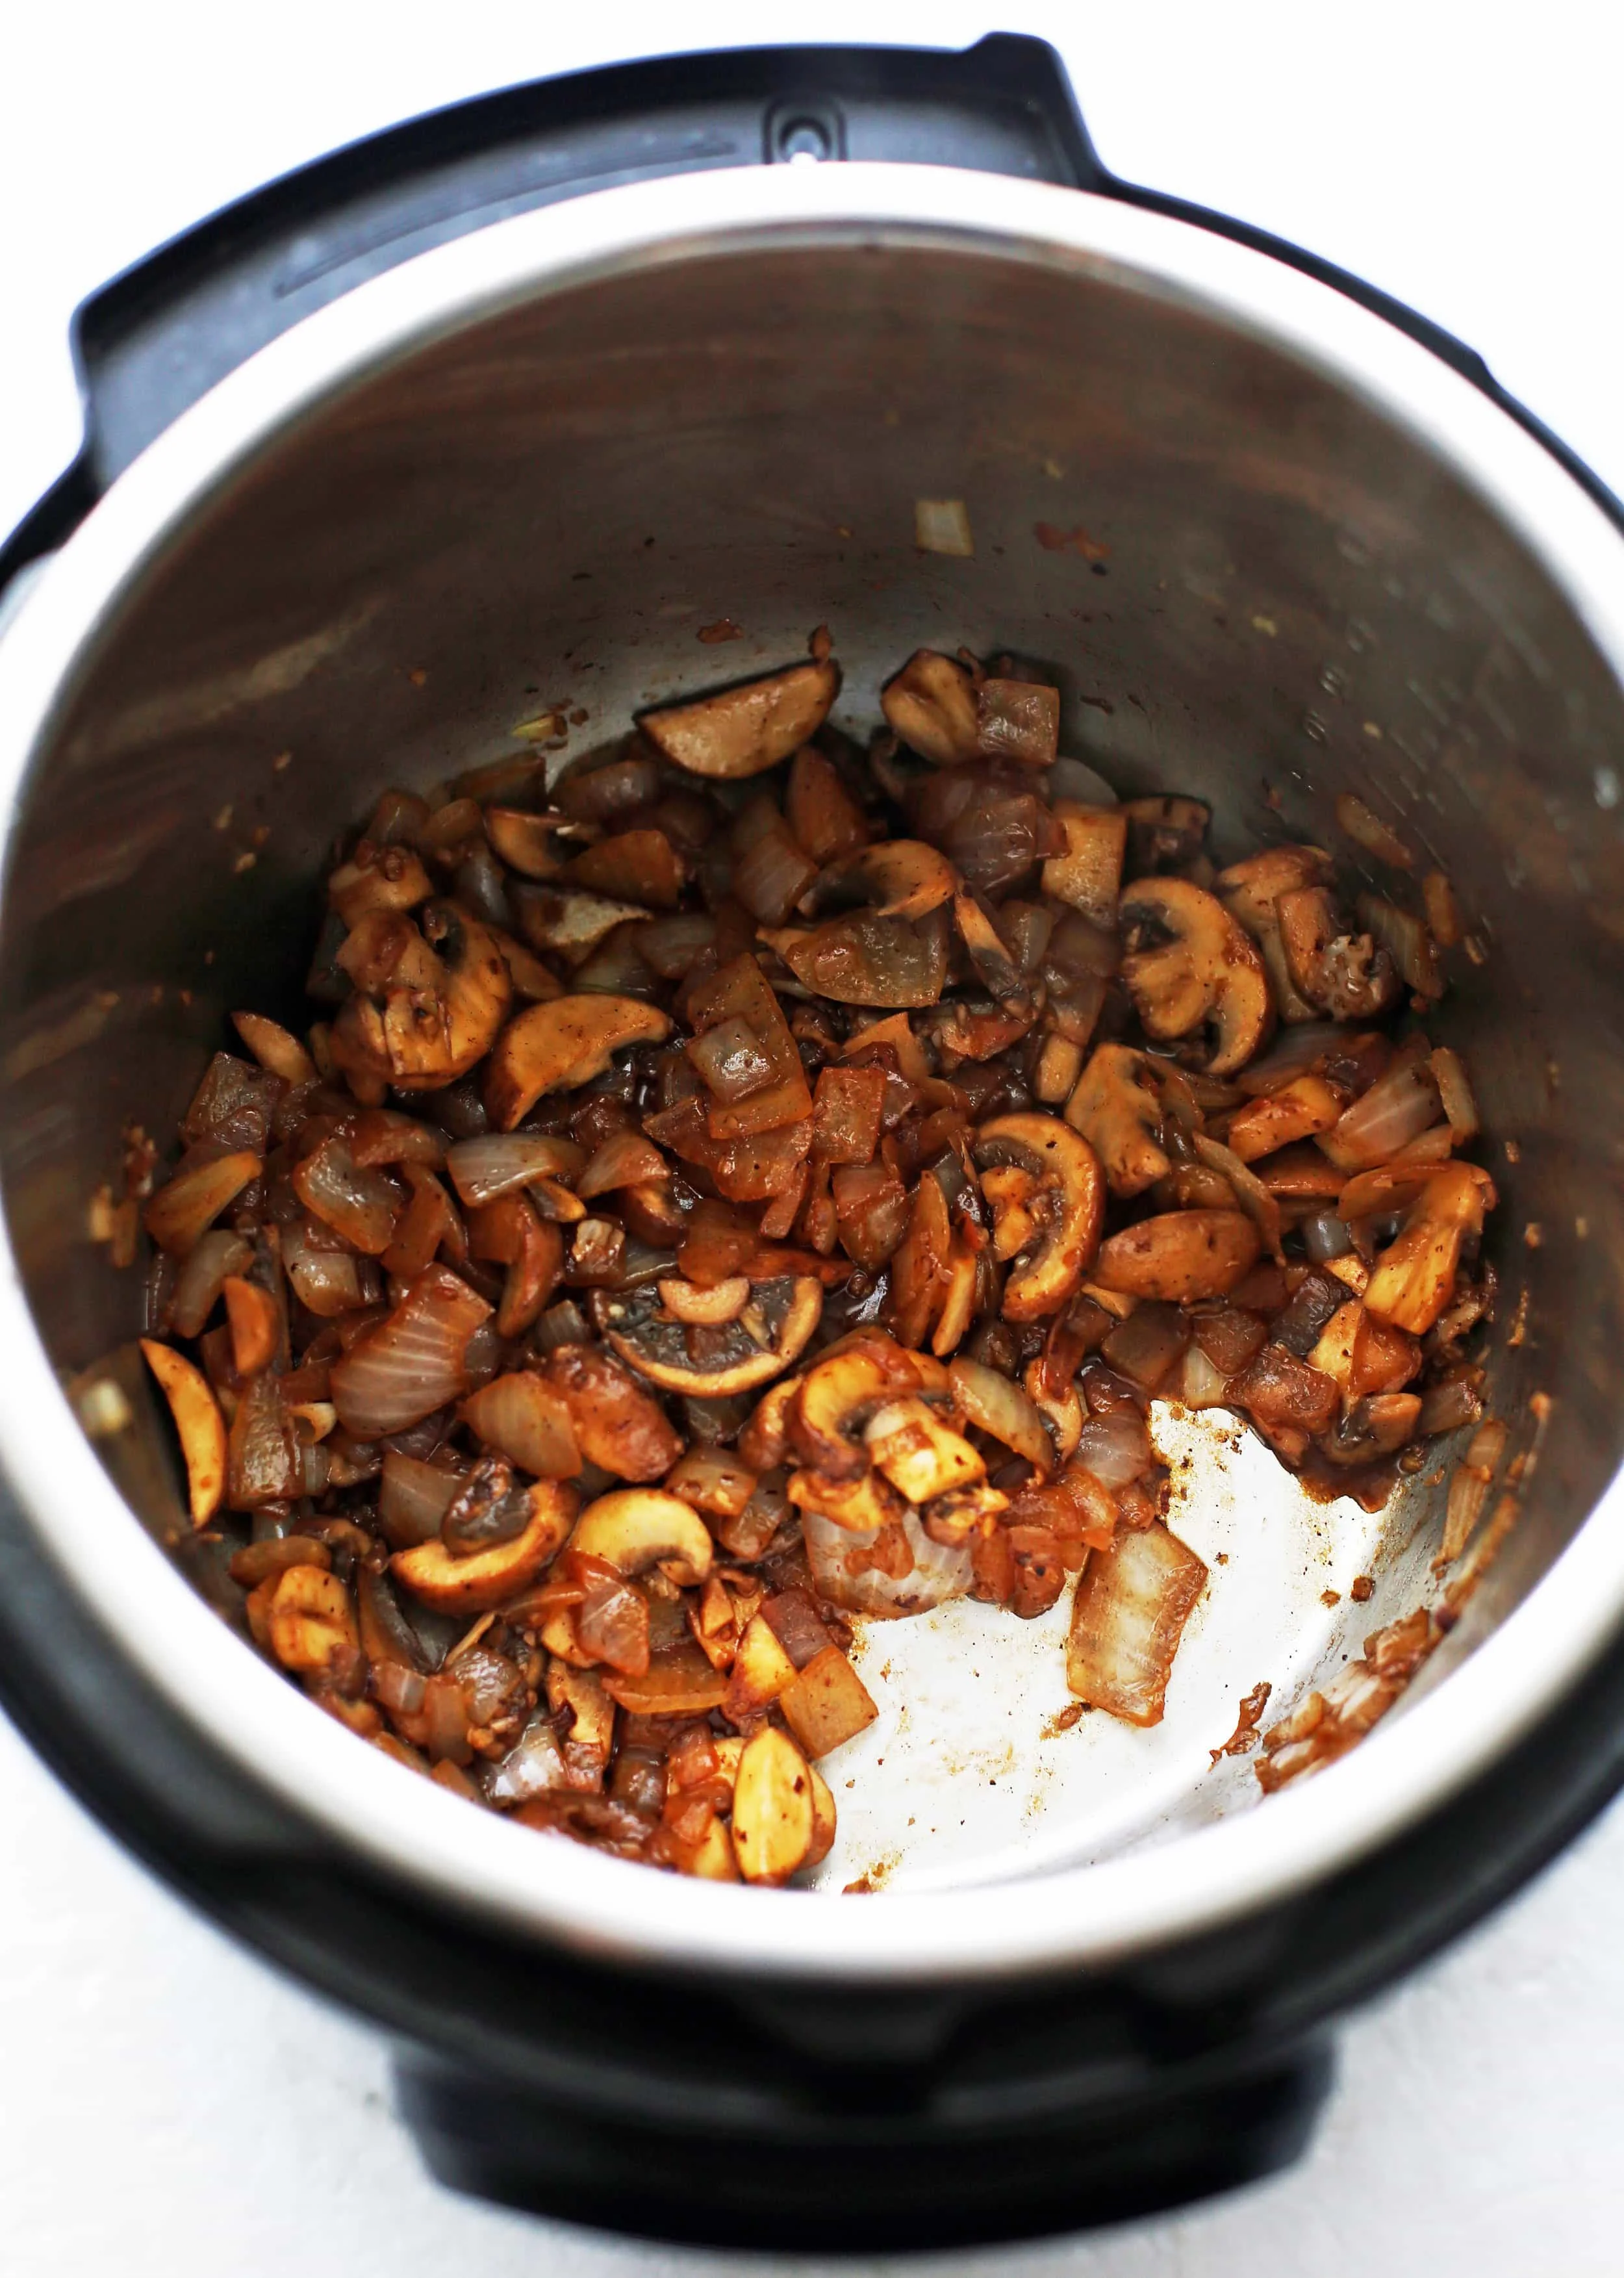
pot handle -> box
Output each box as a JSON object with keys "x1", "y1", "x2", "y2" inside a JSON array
[{"x1": 0, "y1": 33, "x2": 1101, "y2": 595}]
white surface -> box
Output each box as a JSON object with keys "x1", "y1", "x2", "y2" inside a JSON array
[{"x1": 4, "y1": 2, "x2": 1624, "y2": 2270}]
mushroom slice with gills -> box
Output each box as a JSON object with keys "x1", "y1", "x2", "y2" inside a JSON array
[
  {"x1": 971, "y1": 1113, "x2": 1106, "y2": 1321},
  {"x1": 1321, "y1": 1391, "x2": 1424, "y2": 1465},
  {"x1": 864, "y1": 1396, "x2": 985, "y2": 1503},
  {"x1": 484, "y1": 994, "x2": 673, "y2": 1130},
  {"x1": 140, "y1": 1340, "x2": 227, "y2": 1524},
  {"x1": 880, "y1": 648, "x2": 981, "y2": 765},
  {"x1": 1065, "y1": 1521, "x2": 1208, "y2": 1726},
  {"x1": 948, "y1": 1356, "x2": 1055, "y2": 1474},
  {"x1": 1215, "y1": 844, "x2": 1334, "y2": 1025},
  {"x1": 391, "y1": 1480, "x2": 576, "y2": 1612},
  {"x1": 1064, "y1": 1043, "x2": 1170, "y2": 1199},
  {"x1": 1275, "y1": 887, "x2": 1401, "y2": 1020},
  {"x1": 789, "y1": 1335, "x2": 943, "y2": 1478},
  {"x1": 1119, "y1": 877, "x2": 1273, "y2": 1077},
  {"x1": 760, "y1": 904, "x2": 950, "y2": 1009},
  {"x1": 1041, "y1": 802, "x2": 1128, "y2": 928},
  {"x1": 639, "y1": 658, "x2": 840, "y2": 780},
  {"x1": 788, "y1": 1466, "x2": 906, "y2": 1534},
  {"x1": 509, "y1": 882, "x2": 652, "y2": 966},
  {"x1": 1093, "y1": 1209, "x2": 1261, "y2": 1303},
  {"x1": 482, "y1": 807, "x2": 589, "y2": 882},
  {"x1": 382, "y1": 903, "x2": 513, "y2": 1090},
  {"x1": 569, "y1": 1488, "x2": 715, "y2": 1586},
  {"x1": 596, "y1": 1275, "x2": 823, "y2": 1399},
  {"x1": 952, "y1": 888, "x2": 1022, "y2": 998},
  {"x1": 1122, "y1": 796, "x2": 1211, "y2": 876},
  {"x1": 803, "y1": 839, "x2": 958, "y2": 924},
  {"x1": 1363, "y1": 1162, "x2": 1497, "y2": 1336}
]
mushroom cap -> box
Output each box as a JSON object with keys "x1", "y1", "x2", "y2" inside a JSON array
[
  {"x1": 1063, "y1": 1042, "x2": 1171, "y2": 1199},
  {"x1": 803, "y1": 839, "x2": 958, "y2": 922},
  {"x1": 972, "y1": 1111, "x2": 1106, "y2": 1321},
  {"x1": 390, "y1": 1480, "x2": 576, "y2": 1611},
  {"x1": 483, "y1": 993, "x2": 672, "y2": 1130},
  {"x1": 1093, "y1": 1209, "x2": 1262, "y2": 1303},
  {"x1": 880, "y1": 648, "x2": 981, "y2": 766},
  {"x1": 640, "y1": 659, "x2": 839, "y2": 780},
  {"x1": 598, "y1": 1275, "x2": 823, "y2": 1398},
  {"x1": 1118, "y1": 876, "x2": 1273, "y2": 1077},
  {"x1": 569, "y1": 1489, "x2": 715, "y2": 1586}
]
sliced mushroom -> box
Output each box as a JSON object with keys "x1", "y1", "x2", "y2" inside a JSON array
[
  {"x1": 1041, "y1": 802, "x2": 1128, "y2": 928},
  {"x1": 391, "y1": 1481, "x2": 576, "y2": 1611},
  {"x1": 483, "y1": 808, "x2": 591, "y2": 881},
  {"x1": 971, "y1": 1113, "x2": 1105, "y2": 1320},
  {"x1": 1223, "y1": 1072, "x2": 1345, "y2": 1163},
  {"x1": 484, "y1": 994, "x2": 672, "y2": 1129},
  {"x1": 789, "y1": 1337, "x2": 943, "y2": 1479},
  {"x1": 880, "y1": 649, "x2": 980, "y2": 765},
  {"x1": 1063, "y1": 1042, "x2": 1170, "y2": 1199},
  {"x1": 1213, "y1": 843, "x2": 1334, "y2": 1025},
  {"x1": 1092, "y1": 1209, "x2": 1261, "y2": 1303},
  {"x1": 730, "y1": 1726, "x2": 815, "y2": 1884},
  {"x1": 265, "y1": 1565, "x2": 359, "y2": 1673},
  {"x1": 656, "y1": 1275, "x2": 750, "y2": 1326},
  {"x1": 787, "y1": 1466, "x2": 906, "y2": 1532},
  {"x1": 569, "y1": 1489, "x2": 714, "y2": 1586},
  {"x1": 510, "y1": 882, "x2": 652, "y2": 965},
  {"x1": 140, "y1": 1338, "x2": 227, "y2": 1524},
  {"x1": 597, "y1": 1275, "x2": 822, "y2": 1398},
  {"x1": 1276, "y1": 887, "x2": 1401, "y2": 1019},
  {"x1": 802, "y1": 840, "x2": 958, "y2": 922},
  {"x1": 864, "y1": 1396, "x2": 986, "y2": 1504},
  {"x1": 331, "y1": 902, "x2": 514, "y2": 1097},
  {"x1": 542, "y1": 1343, "x2": 682, "y2": 1480},
  {"x1": 640, "y1": 659, "x2": 840, "y2": 780},
  {"x1": 1363, "y1": 1163, "x2": 1495, "y2": 1335},
  {"x1": 1118, "y1": 877, "x2": 1273, "y2": 1076},
  {"x1": 231, "y1": 1011, "x2": 316, "y2": 1085},
  {"x1": 569, "y1": 830, "x2": 686, "y2": 910}
]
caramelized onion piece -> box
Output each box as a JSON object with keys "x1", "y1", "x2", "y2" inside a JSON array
[
  {"x1": 331, "y1": 1266, "x2": 491, "y2": 1437},
  {"x1": 1066, "y1": 1522, "x2": 1208, "y2": 1725}
]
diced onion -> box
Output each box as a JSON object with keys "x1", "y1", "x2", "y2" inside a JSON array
[
  {"x1": 1073, "y1": 1411, "x2": 1154, "y2": 1488},
  {"x1": 1317, "y1": 1060, "x2": 1442, "y2": 1171},
  {"x1": 378, "y1": 1450, "x2": 464, "y2": 1546},
  {"x1": 444, "y1": 1134, "x2": 585, "y2": 1207},
  {"x1": 802, "y1": 1508, "x2": 974, "y2": 1617},
  {"x1": 168, "y1": 1228, "x2": 253, "y2": 1338},
  {"x1": 949, "y1": 1356, "x2": 1054, "y2": 1470},
  {"x1": 331, "y1": 1265, "x2": 491, "y2": 1437}
]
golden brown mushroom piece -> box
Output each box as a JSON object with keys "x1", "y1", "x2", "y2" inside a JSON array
[
  {"x1": 880, "y1": 648, "x2": 981, "y2": 765},
  {"x1": 1215, "y1": 845, "x2": 1333, "y2": 1025},
  {"x1": 568, "y1": 1489, "x2": 715, "y2": 1586},
  {"x1": 1041, "y1": 802, "x2": 1128, "y2": 928},
  {"x1": 971, "y1": 1112, "x2": 1106, "y2": 1321},
  {"x1": 329, "y1": 901, "x2": 513, "y2": 1101},
  {"x1": 595, "y1": 1275, "x2": 824, "y2": 1399},
  {"x1": 1276, "y1": 886, "x2": 1401, "y2": 1019},
  {"x1": 1121, "y1": 795, "x2": 1210, "y2": 875},
  {"x1": 639, "y1": 658, "x2": 840, "y2": 780},
  {"x1": 1118, "y1": 877, "x2": 1273, "y2": 1077},
  {"x1": 484, "y1": 993, "x2": 673, "y2": 1129},
  {"x1": 390, "y1": 1481, "x2": 576, "y2": 1612},
  {"x1": 1063, "y1": 1042, "x2": 1171, "y2": 1199},
  {"x1": 1093, "y1": 1209, "x2": 1261, "y2": 1303},
  {"x1": 789, "y1": 1337, "x2": 947, "y2": 1478}
]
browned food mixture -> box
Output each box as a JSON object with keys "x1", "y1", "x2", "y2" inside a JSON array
[{"x1": 125, "y1": 635, "x2": 1497, "y2": 1886}]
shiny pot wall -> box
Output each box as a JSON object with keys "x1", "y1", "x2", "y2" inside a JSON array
[{"x1": 5, "y1": 121, "x2": 1624, "y2": 2239}]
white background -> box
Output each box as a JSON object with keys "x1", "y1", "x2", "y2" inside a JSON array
[{"x1": 4, "y1": 4, "x2": 1624, "y2": 2271}]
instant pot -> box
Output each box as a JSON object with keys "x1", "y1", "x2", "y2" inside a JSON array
[{"x1": 4, "y1": 34, "x2": 1624, "y2": 2251}]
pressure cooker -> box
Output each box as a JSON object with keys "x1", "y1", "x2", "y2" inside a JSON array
[{"x1": 3, "y1": 34, "x2": 1624, "y2": 2252}]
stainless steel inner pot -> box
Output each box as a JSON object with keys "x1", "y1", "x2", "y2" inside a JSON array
[{"x1": 4, "y1": 164, "x2": 1624, "y2": 1984}]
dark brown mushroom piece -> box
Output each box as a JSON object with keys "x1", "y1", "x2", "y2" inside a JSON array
[
  {"x1": 1118, "y1": 877, "x2": 1273, "y2": 1077},
  {"x1": 1276, "y1": 887, "x2": 1401, "y2": 1019},
  {"x1": 640, "y1": 659, "x2": 841, "y2": 780}
]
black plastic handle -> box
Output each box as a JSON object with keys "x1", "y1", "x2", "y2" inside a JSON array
[{"x1": 0, "y1": 32, "x2": 1100, "y2": 597}]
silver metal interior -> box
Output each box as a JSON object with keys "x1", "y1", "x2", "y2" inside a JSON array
[{"x1": 3, "y1": 168, "x2": 1623, "y2": 1973}]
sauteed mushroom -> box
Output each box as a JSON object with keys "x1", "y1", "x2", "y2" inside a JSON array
[{"x1": 125, "y1": 621, "x2": 1501, "y2": 1881}]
